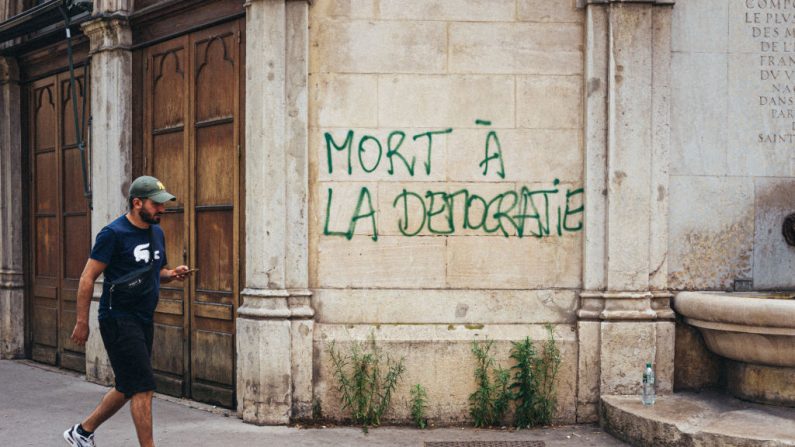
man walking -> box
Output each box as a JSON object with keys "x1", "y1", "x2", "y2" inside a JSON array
[{"x1": 64, "y1": 176, "x2": 192, "y2": 447}]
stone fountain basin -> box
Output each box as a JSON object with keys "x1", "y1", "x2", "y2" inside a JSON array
[{"x1": 675, "y1": 291, "x2": 795, "y2": 406}]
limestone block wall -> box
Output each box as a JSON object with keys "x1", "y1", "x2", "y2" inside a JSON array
[
  {"x1": 669, "y1": 0, "x2": 795, "y2": 290},
  {"x1": 307, "y1": 0, "x2": 585, "y2": 423}
]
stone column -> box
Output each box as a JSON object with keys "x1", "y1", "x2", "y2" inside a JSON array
[
  {"x1": 237, "y1": 0, "x2": 313, "y2": 425},
  {"x1": 0, "y1": 57, "x2": 25, "y2": 359},
  {"x1": 577, "y1": 0, "x2": 675, "y2": 423},
  {"x1": 81, "y1": 16, "x2": 133, "y2": 384}
]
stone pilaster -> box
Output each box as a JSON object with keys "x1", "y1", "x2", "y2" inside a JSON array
[
  {"x1": 577, "y1": 0, "x2": 675, "y2": 422},
  {"x1": 93, "y1": 0, "x2": 131, "y2": 15},
  {"x1": 237, "y1": 0, "x2": 313, "y2": 425},
  {"x1": 0, "y1": 57, "x2": 25, "y2": 359},
  {"x1": 81, "y1": 16, "x2": 133, "y2": 384}
]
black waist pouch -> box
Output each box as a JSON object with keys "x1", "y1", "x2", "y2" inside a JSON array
[{"x1": 108, "y1": 228, "x2": 155, "y2": 310}]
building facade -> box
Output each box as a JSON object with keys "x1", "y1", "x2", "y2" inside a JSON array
[{"x1": 1, "y1": 0, "x2": 794, "y2": 426}]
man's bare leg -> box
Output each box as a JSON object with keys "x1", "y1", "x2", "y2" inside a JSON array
[
  {"x1": 130, "y1": 390, "x2": 155, "y2": 447},
  {"x1": 81, "y1": 388, "x2": 129, "y2": 432}
]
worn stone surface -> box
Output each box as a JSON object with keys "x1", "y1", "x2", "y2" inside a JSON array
[
  {"x1": 516, "y1": 75, "x2": 582, "y2": 129},
  {"x1": 649, "y1": 6, "x2": 672, "y2": 292},
  {"x1": 577, "y1": 321, "x2": 600, "y2": 423},
  {"x1": 673, "y1": 320, "x2": 723, "y2": 392},
  {"x1": 671, "y1": 0, "x2": 728, "y2": 53},
  {"x1": 378, "y1": 75, "x2": 516, "y2": 128},
  {"x1": 313, "y1": 289, "x2": 577, "y2": 324},
  {"x1": 236, "y1": 316, "x2": 292, "y2": 425},
  {"x1": 314, "y1": 324, "x2": 578, "y2": 424},
  {"x1": 0, "y1": 57, "x2": 24, "y2": 359},
  {"x1": 582, "y1": 5, "x2": 609, "y2": 291},
  {"x1": 605, "y1": 3, "x2": 653, "y2": 292},
  {"x1": 669, "y1": 0, "x2": 795, "y2": 295},
  {"x1": 446, "y1": 235, "x2": 581, "y2": 289},
  {"x1": 752, "y1": 179, "x2": 795, "y2": 290},
  {"x1": 602, "y1": 392, "x2": 795, "y2": 446},
  {"x1": 309, "y1": 74, "x2": 378, "y2": 128},
  {"x1": 668, "y1": 176, "x2": 754, "y2": 290},
  {"x1": 311, "y1": 20, "x2": 446, "y2": 74},
  {"x1": 600, "y1": 322, "x2": 657, "y2": 396},
  {"x1": 518, "y1": 0, "x2": 583, "y2": 23},
  {"x1": 670, "y1": 52, "x2": 728, "y2": 176},
  {"x1": 449, "y1": 23, "x2": 582, "y2": 75},
  {"x1": 316, "y1": 237, "x2": 447, "y2": 288},
  {"x1": 727, "y1": 361, "x2": 795, "y2": 407},
  {"x1": 654, "y1": 321, "x2": 675, "y2": 394},
  {"x1": 378, "y1": 0, "x2": 516, "y2": 22}
]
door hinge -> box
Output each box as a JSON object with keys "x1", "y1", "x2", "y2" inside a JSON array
[{"x1": 237, "y1": 144, "x2": 241, "y2": 159}]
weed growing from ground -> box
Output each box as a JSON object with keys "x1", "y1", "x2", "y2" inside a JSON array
[
  {"x1": 468, "y1": 338, "x2": 511, "y2": 427},
  {"x1": 410, "y1": 383, "x2": 428, "y2": 429},
  {"x1": 509, "y1": 324, "x2": 562, "y2": 428},
  {"x1": 327, "y1": 334, "x2": 406, "y2": 432}
]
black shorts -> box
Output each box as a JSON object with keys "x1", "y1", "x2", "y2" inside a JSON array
[{"x1": 99, "y1": 317, "x2": 156, "y2": 398}]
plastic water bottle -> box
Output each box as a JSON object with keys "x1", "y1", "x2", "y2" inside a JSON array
[{"x1": 642, "y1": 362, "x2": 655, "y2": 406}]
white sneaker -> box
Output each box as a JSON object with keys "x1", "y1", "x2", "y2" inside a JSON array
[{"x1": 63, "y1": 424, "x2": 95, "y2": 447}]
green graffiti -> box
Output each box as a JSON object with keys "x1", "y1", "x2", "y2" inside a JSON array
[
  {"x1": 392, "y1": 189, "x2": 426, "y2": 237},
  {"x1": 386, "y1": 131, "x2": 415, "y2": 176},
  {"x1": 325, "y1": 129, "x2": 448, "y2": 177},
  {"x1": 325, "y1": 130, "x2": 354, "y2": 175},
  {"x1": 476, "y1": 119, "x2": 505, "y2": 179},
  {"x1": 563, "y1": 187, "x2": 584, "y2": 232},
  {"x1": 412, "y1": 128, "x2": 453, "y2": 175},
  {"x1": 358, "y1": 135, "x2": 382, "y2": 174},
  {"x1": 325, "y1": 182, "x2": 584, "y2": 241},
  {"x1": 323, "y1": 187, "x2": 378, "y2": 241},
  {"x1": 426, "y1": 191, "x2": 454, "y2": 235},
  {"x1": 388, "y1": 181, "x2": 583, "y2": 238},
  {"x1": 321, "y1": 120, "x2": 583, "y2": 242}
]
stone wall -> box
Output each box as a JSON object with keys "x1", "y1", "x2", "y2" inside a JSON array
[
  {"x1": 669, "y1": 0, "x2": 795, "y2": 290},
  {"x1": 307, "y1": 0, "x2": 585, "y2": 423}
]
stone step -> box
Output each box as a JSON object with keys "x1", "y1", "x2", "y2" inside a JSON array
[{"x1": 601, "y1": 391, "x2": 795, "y2": 446}]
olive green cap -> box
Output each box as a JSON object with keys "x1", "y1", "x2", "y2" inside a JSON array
[{"x1": 129, "y1": 176, "x2": 176, "y2": 204}]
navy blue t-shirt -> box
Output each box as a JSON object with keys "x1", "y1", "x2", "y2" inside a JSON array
[{"x1": 91, "y1": 215, "x2": 168, "y2": 322}]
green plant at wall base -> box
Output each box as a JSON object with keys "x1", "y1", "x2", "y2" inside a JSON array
[
  {"x1": 535, "y1": 324, "x2": 561, "y2": 425},
  {"x1": 509, "y1": 336, "x2": 538, "y2": 428},
  {"x1": 327, "y1": 334, "x2": 406, "y2": 431},
  {"x1": 410, "y1": 383, "x2": 429, "y2": 429},
  {"x1": 468, "y1": 338, "x2": 511, "y2": 427},
  {"x1": 509, "y1": 325, "x2": 562, "y2": 428}
]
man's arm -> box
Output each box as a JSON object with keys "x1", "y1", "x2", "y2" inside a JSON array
[
  {"x1": 71, "y1": 259, "x2": 107, "y2": 346},
  {"x1": 160, "y1": 265, "x2": 191, "y2": 284}
]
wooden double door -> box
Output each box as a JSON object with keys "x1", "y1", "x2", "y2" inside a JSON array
[
  {"x1": 140, "y1": 20, "x2": 243, "y2": 408},
  {"x1": 27, "y1": 68, "x2": 91, "y2": 372}
]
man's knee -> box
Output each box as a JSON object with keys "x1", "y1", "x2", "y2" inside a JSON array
[{"x1": 130, "y1": 390, "x2": 154, "y2": 402}]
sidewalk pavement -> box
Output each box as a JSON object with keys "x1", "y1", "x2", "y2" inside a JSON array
[{"x1": 0, "y1": 360, "x2": 626, "y2": 446}]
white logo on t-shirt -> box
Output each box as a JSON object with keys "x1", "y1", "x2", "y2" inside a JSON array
[{"x1": 133, "y1": 243, "x2": 150, "y2": 263}]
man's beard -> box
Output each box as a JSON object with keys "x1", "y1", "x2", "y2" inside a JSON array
[{"x1": 140, "y1": 208, "x2": 161, "y2": 224}]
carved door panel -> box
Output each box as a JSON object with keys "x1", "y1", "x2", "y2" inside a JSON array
[
  {"x1": 142, "y1": 19, "x2": 241, "y2": 408},
  {"x1": 28, "y1": 69, "x2": 90, "y2": 372}
]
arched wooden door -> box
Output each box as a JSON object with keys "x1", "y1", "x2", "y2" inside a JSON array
[
  {"x1": 141, "y1": 19, "x2": 242, "y2": 408},
  {"x1": 27, "y1": 69, "x2": 91, "y2": 372}
]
